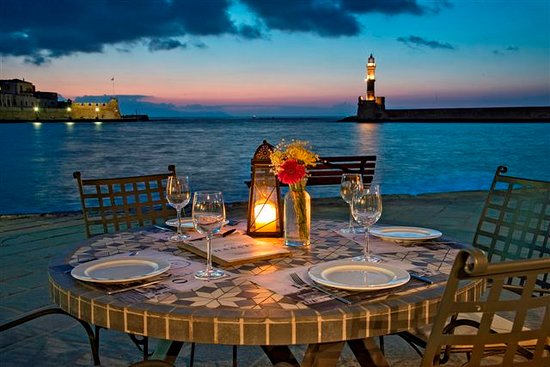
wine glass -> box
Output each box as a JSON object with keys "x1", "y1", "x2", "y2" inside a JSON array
[
  {"x1": 351, "y1": 184, "x2": 382, "y2": 262},
  {"x1": 166, "y1": 176, "x2": 191, "y2": 242},
  {"x1": 340, "y1": 173, "x2": 364, "y2": 234},
  {"x1": 192, "y1": 191, "x2": 226, "y2": 280}
]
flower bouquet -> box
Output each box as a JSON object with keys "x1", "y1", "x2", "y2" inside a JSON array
[{"x1": 270, "y1": 140, "x2": 318, "y2": 246}]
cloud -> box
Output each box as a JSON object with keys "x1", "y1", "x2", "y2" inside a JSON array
[
  {"x1": 237, "y1": 24, "x2": 266, "y2": 39},
  {"x1": 0, "y1": 0, "x2": 235, "y2": 64},
  {"x1": 493, "y1": 45, "x2": 520, "y2": 55},
  {"x1": 240, "y1": 0, "x2": 360, "y2": 37},
  {"x1": 339, "y1": 0, "x2": 429, "y2": 15},
  {"x1": 148, "y1": 38, "x2": 187, "y2": 51},
  {"x1": 397, "y1": 35, "x2": 455, "y2": 50},
  {"x1": 1, "y1": 0, "x2": 443, "y2": 64}
]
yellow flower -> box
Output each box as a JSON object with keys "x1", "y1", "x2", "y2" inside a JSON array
[
  {"x1": 269, "y1": 151, "x2": 284, "y2": 171},
  {"x1": 269, "y1": 139, "x2": 318, "y2": 176},
  {"x1": 286, "y1": 142, "x2": 317, "y2": 167}
]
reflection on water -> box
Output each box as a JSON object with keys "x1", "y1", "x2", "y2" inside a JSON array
[{"x1": 1, "y1": 118, "x2": 549, "y2": 214}]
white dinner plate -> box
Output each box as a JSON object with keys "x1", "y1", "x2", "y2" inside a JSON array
[
  {"x1": 308, "y1": 260, "x2": 410, "y2": 291},
  {"x1": 165, "y1": 218, "x2": 229, "y2": 229},
  {"x1": 71, "y1": 256, "x2": 170, "y2": 283},
  {"x1": 370, "y1": 226, "x2": 442, "y2": 242}
]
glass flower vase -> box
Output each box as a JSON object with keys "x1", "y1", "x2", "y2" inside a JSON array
[{"x1": 284, "y1": 180, "x2": 311, "y2": 247}]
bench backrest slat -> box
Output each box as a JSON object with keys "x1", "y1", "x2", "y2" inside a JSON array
[{"x1": 283, "y1": 155, "x2": 377, "y2": 187}]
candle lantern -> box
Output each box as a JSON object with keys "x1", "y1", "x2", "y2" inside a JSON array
[{"x1": 247, "y1": 140, "x2": 283, "y2": 237}]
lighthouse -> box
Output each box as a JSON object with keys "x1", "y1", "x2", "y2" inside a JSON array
[
  {"x1": 366, "y1": 54, "x2": 376, "y2": 101},
  {"x1": 357, "y1": 53, "x2": 386, "y2": 120}
]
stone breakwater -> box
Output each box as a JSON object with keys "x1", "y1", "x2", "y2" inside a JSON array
[{"x1": 342, "y1": 106, "x2": 550, "y2": 122}]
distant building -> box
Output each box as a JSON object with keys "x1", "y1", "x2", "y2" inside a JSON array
[
  {"x1": 357, "y1": 54, "x2": 386, "y2": 120},
  {"x1": 0, "y1": 79, "x2": 122, "y2": 121},
  {"x1": 0, "y1": 79, "x2": 38, "y2": 108}
]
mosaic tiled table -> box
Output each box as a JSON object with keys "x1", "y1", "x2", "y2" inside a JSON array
[{"x1": 48, "y1": 220, "x2": 482, "y2": 366}]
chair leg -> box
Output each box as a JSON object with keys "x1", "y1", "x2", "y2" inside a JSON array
[
  {"x1": 378, "y1": 336, "x2": 384, "y2": 354},
  {"x1": 261, "y1": 345, "x2": 300, "y2": 366},
  {"x1": 396, "y1": 331, "x2": 425, "y2": 357},
  {"x1": 189, "y1": 342, "x2": 196, "y2": 367},
  {"x1": 93, "y1": 325, "x2": 101, "y2": 365},
  {"x1": 0, "y1": 307, "x2": 101, "y2": 365},
  {"x1": 129, "y1": 334, "x2": 151, "y2": 360}
]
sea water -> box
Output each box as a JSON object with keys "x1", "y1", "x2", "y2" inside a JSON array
[{"x1": 1, "y1": 118, "x2": 548, "y2": 214}]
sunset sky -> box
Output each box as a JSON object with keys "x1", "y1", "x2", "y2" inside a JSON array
[{"x1": 1, "y1": 0, "x2": 549, "y2": 116}]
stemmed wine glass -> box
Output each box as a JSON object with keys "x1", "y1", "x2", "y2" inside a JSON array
[
  {"x1": 351, "y1": 184, "x2": 382, "y2": 262},
  {"x1": 340, "y1": 173, "x2": 364, "y2": 234},
  {"x1": 166, "y1": 176, "x2": 191, "y2": 242},
  {"x1": 192, "y1": 191, "x2": 226, "y2": 280}
]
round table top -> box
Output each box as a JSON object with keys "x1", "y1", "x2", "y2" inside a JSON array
[{"x1": 48, "y1": 220, "x2": 480, "y2": 346}]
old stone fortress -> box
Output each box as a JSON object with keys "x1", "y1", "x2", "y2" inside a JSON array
[{"x1": 0, "y1": 78, "x2": 121, "y2": 121}]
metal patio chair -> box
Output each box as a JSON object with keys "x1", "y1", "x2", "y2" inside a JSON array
[
  {"x1": 397, "y1": 166, "x2": 550, "y2": 363},
  {"x1": 420, "y1": 247, "x2": 550, "y2": 366},
  {"x1": 73, "y1": 165, "x2": 177, "y2": 238},
  {"x1": 72, "y1": 165, "x2": 178, "y2": 363},
  {"x1": 0, "y1": 166, "x2": 178, "y2": 366}
]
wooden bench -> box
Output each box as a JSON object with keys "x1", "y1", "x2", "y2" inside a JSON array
[
  {"x1": 245, "y1": 155, "x2": 376, "y2": 188},
  {"x1": 305, "y1": 155, "x2": 376, "y2": 187}
]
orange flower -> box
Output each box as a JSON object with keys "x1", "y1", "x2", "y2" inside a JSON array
[{"x1": 277, "y1": 159, "x2": 306, "y2": 185}]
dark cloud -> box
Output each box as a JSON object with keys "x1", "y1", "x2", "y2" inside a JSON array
[
  {"x1": 240, "y1": 0, "x2": 360, "y2": 37},
  {"x1": 148, "y1": 38, "x2": 187, "y2": 51},
  {"x1": 0, "y1": 0, "x2": 234, "y2": 64},
  {"x1": 1, "y1": 0, "x2": 442, "y2": 64},
  {"x1": 397, "y1": 35, "x2": 455, "y2": 50},
  {"x1": 193, "y1": 41, "x2": 209, "y2": 49},
  {"x1": 340, "y1": 0, "x2": 428, "y2": 15},
  {"x1": 237, "y1": 24, "x2": 266, "y2": 40},
  {"x1": 493, "y1": 45, "x2": 519, "y2": 55}
]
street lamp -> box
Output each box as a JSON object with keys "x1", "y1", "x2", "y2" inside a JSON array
[
  {"x1": 33, "y1": 106, "x2": 39, "y2": 120},
  {"x1": 67, "y1": 106, "x2": 72, "y2": 120},
  {"x1": 95, "y1": 106, "x2": 99, "y2": 119}
]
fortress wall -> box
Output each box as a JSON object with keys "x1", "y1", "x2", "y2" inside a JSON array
[
  {"x1": 0, "y1": 107, "x2": 69, "y2": 120},
  {"x1": 0, "y1": 98, "x2": 122, "y2": 121}
]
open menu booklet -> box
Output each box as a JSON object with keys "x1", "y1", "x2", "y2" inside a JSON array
[{"x1": 179, "y1": 232, "x2": 291, "y2": 266}]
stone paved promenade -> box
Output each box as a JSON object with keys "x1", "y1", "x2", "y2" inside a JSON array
[{"x1": 0, "y1": 192, "x2": 486, "y2": 366}]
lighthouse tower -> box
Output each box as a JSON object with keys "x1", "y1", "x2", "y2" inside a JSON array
[
  {"x1": 357, "y1": 53, "x2": 386, "y2": 120},
  {"x1": 366, "y1": 54, "x2": 376, "y2": 101}
]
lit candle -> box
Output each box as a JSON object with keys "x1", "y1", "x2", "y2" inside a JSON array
[{"x1": 254, "y1": 202, "x2": 277, "y2": 232}]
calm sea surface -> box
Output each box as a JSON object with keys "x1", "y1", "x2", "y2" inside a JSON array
[{"x1": 1, "y1": 118, "x2": 549, "y2": 214}]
